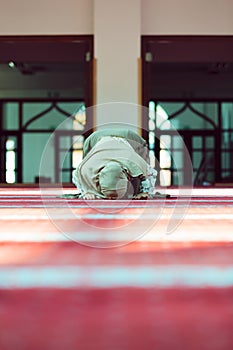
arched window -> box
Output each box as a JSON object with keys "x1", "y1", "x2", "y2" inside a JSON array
[{"x1": 149, "y1": 101, "x2": 172, "y2": 186}]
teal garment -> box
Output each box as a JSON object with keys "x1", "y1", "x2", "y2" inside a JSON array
[
  {"x1": 83, "y1": 128, "x2": 149, "y2": 161},
  {"x1": 73, "y1": 129, "x2": 151, "y2": 199},
  {"x1": 74, "y1": 135, "x2": 148, "y2": 198}
]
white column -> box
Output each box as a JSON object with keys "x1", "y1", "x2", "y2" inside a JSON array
[{"x1": 94, "y1": 0, "x2": 141, "y2": 127}]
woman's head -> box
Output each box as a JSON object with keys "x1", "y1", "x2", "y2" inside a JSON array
[{"x1": 98, "y1": 161, "x2": 130, "y2": 199}]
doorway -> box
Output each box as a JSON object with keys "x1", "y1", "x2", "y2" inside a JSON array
[
  {"x1": 0, "y1": 35, "x2": 94, "y2": 184},
  {"x1": 141, "y1": 36, "x2": 233, "y2": 186}
]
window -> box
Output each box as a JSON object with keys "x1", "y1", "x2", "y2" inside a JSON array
[
  {"x1": 6, "y1": 139, "x2": 16, "y2": 183},
  {"x1": 72, "y1": 105, "x2": 85, "y2": 170},
  {"x1": 148, "y1": 101, "x2": 172, "y2": 186}
]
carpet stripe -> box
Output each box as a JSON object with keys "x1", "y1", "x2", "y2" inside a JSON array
[{"x1": 0, "y1": 265, "x2": 232, "y2": 288}]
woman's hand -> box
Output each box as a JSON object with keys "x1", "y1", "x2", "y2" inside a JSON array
[{"x1": 83, "y1": 192, "x2": 100, "y2": 200}]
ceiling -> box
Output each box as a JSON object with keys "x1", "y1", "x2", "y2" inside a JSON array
[
  {"x1": 150, "y1": 61, "x2": 233, "y2": 99},
  {"x1": 0, "y1": 36, "x2": 232, "y2": 100},
  {"x1": 143, "y1": 36, "x2": 233, "y2": 100},
  {"x1": 0, "y1": 39, "x2": 89, "y2": 99},
  {"x1": 0, "y1": 62, "x2": 85, "y2": 97}
]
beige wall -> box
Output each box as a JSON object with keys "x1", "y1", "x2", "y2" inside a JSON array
[
  {"x1": 1, "y1": 0, "x2": 232, "y2": 36},
  {"x1": 94, "y1": 0, "x2": 141, "y2": 126},
  {"x1": 0, "y1": 0, "x2": 93, "y2": 35},
  {"x1": 141, "y1": 0, "x2": 233, "y2": 35}
]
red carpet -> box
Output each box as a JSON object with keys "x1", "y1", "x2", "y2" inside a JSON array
[{"x1": 0, "y1": 187, "x2": 233, "y2": 350}]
